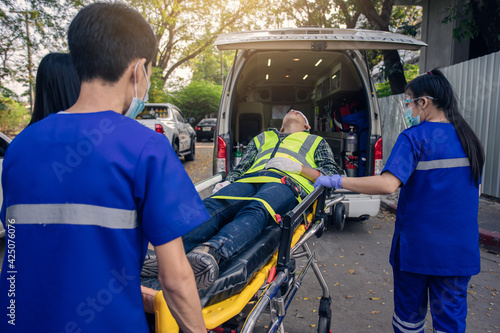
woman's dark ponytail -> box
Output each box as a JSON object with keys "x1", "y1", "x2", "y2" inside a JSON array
[{"x1": 406, "y1": 69, "x2": 485, "y2": 186}]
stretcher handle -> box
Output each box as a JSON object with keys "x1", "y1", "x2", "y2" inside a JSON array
[
  {"x1": 194, "y1": 172, "x2": 226, "y2": 193},
  {"x1": 276, "y1": 185, "x2": 326, "y2": 277},
  {"x1": 288, "y1": 185, "x2": 325, "y2": 222}
]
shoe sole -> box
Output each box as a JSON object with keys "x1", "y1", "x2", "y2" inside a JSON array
[{"x1": 187, "y1": 252, "x2": 219, "y2": 290}]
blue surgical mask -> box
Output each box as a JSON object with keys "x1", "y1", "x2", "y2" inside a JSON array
[
  {"x1": 124, "y1": 61, "x2": 150, "y2": 119},
  {"x1": 404, "y1": 107, "x2": 421, "y2": 127}
]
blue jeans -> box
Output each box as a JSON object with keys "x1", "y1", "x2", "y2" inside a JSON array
[{"x1": 182, "y1": 174, "x2": 297, "y2": 260}]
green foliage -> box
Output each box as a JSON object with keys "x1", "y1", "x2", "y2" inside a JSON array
[
  {"x1": 442, "y1": 3, "x2": 479, "y2": 43},
  {"x1": 149, "y1": 67, "x2": 174, "y2": 103},
  {"x1": 0, "y1": 95, "x2": 30, "y2": 134},
  {"x1": 375, "y1": 63, "x2": 419, "y2": 97},
  {"x1": 0, "y1": 0, "x2": 77, "y2": 93},
  {"x1": 172, "y1": 80, "x2": 222, "y2": 122},
  {"x1": 129, "y1": 0, "x2": 266, "y2": 88},
  {"x1": 191, "y1": 48, "x2": 235, "y2": 85}
]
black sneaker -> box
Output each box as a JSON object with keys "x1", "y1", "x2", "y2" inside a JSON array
[{"x1": 186, "y1": 245, "x2": 221, "y2": 290}]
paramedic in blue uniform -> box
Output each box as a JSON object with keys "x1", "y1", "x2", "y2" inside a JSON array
[
  {"x1": 184, "y1": 109, "x2": 340, "y2": 289},
  {"x1": 315, "y1": 69, "x2": 484, "y2": 333},
  {"x1": 0, "y1": 3, "x2": 208, "y2": 333}
]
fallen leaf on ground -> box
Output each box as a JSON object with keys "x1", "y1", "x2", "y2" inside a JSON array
[
  {"x1": 370, "y1": 297, "x2": 382, "y2": 300},
  {"x1": 370, "y1": 311, "x2": 381, "y2": 315},
  {"x1": 348, "y1": 269, "x2": 355, "y2": 274},
  {"x1": 344, "y1": 295, "x2": 353, "y2": 299}
]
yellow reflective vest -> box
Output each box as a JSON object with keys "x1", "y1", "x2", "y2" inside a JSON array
[{"x1": 242, "y1": 130, "x2": 322, "y2": 194}]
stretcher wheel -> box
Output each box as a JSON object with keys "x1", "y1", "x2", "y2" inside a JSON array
[{"x1": 333, "y1": 202, "x2": 346, "y2": 231}]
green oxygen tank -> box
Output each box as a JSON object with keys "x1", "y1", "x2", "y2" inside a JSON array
[{"x1": 234, "y1": 142, "x2": 243, "y2": 166}]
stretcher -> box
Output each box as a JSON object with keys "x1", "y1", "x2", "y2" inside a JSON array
[{"x1": 141, "y1": 173, "x2": 344, "y2": 332}]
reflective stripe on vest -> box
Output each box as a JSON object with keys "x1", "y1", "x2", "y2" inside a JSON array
[
  {"x1": 210, "y1": 195, "x2": 281, "y2": 223},
  {"x1": 246, "y1": 131, "x2": 321, "y2": 193},
  {"x1": 6, "y1": 204, "x2": 138, "y2": 229}
]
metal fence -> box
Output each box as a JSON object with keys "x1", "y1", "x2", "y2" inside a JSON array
[{"x1": 378, "y1": 51, "x2": 500, "y2": 198}]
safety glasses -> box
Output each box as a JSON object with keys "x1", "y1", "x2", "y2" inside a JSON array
[{"x1": 404, "y1": 96, "x2": 435, "y2": 108}]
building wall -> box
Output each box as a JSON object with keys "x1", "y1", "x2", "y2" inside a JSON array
[{"x1": 419, "y1": 0, "x2": 471, "y2": 72}]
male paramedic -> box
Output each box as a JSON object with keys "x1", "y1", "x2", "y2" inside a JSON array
[
  {"x1": 183, "y1": 109, "x2": 340, "y2": 289},
  {"x1": 0, "y1": 3, "x2": 208, "y2": 332}
]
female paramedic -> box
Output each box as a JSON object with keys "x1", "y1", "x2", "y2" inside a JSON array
[{"x1": 315, "y1": 69, "x2": 484, "y2": 333}]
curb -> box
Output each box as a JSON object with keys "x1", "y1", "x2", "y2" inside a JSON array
[
  {"x1": 381, "y1": 199, "x2": 500, "y2": 254},
  {"x1": 478, "y1": 228, "x2": 500, "y2": 253}
]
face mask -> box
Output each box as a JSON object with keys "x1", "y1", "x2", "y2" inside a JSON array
[
  {"x1": 124, "y1": 61, "x2": 150, "y2": 119},
  {"x1": 404, "y1": 107, "x2": 421, "y2": 127}
]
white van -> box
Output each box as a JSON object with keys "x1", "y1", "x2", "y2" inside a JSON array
[{"x1": 212, "y1": 28, "x2": 425, "y2": 230}]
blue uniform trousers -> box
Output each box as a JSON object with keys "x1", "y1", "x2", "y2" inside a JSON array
[{"x1": 392, "y1": 251, "x2": 471, "y2": 333}]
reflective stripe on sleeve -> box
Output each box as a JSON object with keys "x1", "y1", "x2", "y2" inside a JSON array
[
  {"x1": 6, "y1": 204, "x2": 138, "y2": 229},
  {"x1": 415, "y1": 157, "x2": 470, "y2": 171}
]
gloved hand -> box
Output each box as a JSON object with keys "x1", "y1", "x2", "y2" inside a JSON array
[
  {"x1": 314, "y1": 175, "x2": 343, "y2": 190},
  {"x1": 265, "y1": 157, "x2": 302, "y2": 174},
  {"x1": 212, "y1": 180, "x2": 231, "y2": 194}
]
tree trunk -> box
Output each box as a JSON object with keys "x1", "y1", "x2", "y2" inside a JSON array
[
  {"x1": 382, "y1": 50, "x2": 406, "y2": 94},
  {"x1": 358, "y1": 0, "x2": 407, "y2": 95}
]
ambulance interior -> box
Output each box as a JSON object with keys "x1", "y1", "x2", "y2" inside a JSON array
[{"x1": 230, "y1": 50, "x2": 370, "y2": 176}]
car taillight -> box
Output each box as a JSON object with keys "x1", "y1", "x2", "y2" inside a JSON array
[
  {"x1": 374, "y1": 137, "x2": 383, "y2": 175},
  {"x1": 195, "y1": 126, "x2": 201, "y2": 131},
  {"x1": 216, "y1": 136, "x2": 227, "y2": 173},
  {"x1": 155, "y1": 124, "x2": 164, "y2": 134}
]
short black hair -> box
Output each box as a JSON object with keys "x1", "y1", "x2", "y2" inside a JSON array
[
  {"x1": 29, "y1": 53, "x2": 80, "y2": 126},
  {"x1": 68, "y1": 2, "x2": 157, "y2": 83}
]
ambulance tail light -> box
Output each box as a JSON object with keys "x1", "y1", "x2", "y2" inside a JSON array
[
  {"x1": 216, "y1": 136, "x2": 227, "y2": 173},
  {"x1": 373, "y1": 137, "x2": 383, "y2": 175}
]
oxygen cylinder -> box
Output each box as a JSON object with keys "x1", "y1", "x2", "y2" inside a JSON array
[
  {"x1": 234, "y1": 142, "x2": 243, "y2": 166},
  {"x1": 343, "y1": 126, "x2": 359, "y2": 177}
]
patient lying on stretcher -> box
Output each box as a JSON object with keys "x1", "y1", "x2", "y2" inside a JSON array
[{"x1": 183, "y1": 109, "x2": 339, "y2": 290}]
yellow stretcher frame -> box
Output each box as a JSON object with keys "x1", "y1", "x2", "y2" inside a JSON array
[{"x1": 152, "y1": 224, "x2": 307, "y2": 332}]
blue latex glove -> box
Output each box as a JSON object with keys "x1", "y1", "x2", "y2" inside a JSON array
[{"x1": 314, "y1": 175, "x2": 343, "y2": 189}]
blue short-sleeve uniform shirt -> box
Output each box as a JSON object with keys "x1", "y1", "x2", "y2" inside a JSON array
[
  {"x1": 383, "y1": 121, "x2": 480, "y2": 276},
  {"x1": 0, "y1": 111, "x2": 209, "y2": 332}
]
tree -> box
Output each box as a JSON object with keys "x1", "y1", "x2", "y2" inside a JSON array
[
  {"x1": 191, "y1": 47, "x2": 235, "y2": 86},
  {"x1": 0, "y1": 95, "x2": 29, "y2": 134},
  {"x1": 0, "y1": 0, "x2": 75, "y2": 101},
  {"x1": 442, "y1": 0, "x2": 500, "y2": 58},
  {"x1": 129, "y1": 0, "x2": 265, "y2": 88},
  {"x1": 172, "y1": 80, "x2": 222, "y2": 122},
  {"x1": 357, "y1": 0, "x2": 407, "y2": 94}
]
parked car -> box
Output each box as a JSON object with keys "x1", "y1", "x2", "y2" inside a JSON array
[
  {"x1": 211, "y1": 28, "x2": 426, "y2": 230},
  {"x1": 136, "y1": 103, "x2": 196, "y2": 161},
  {"x1": 194, "y1": 118, "x2": 217, "y2": 142},
  {"x1": 0, "y1": 131, "x2": 12, "y2": 238}
]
